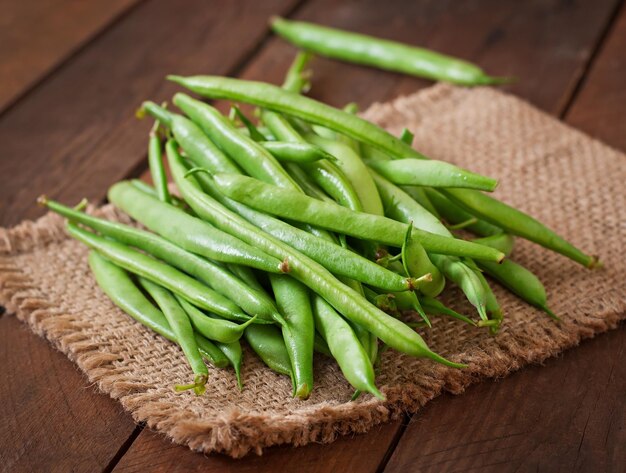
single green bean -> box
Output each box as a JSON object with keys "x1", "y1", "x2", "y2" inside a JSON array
[
  {"x1": 138, "y1": 277, "x2": 208, "y2": 394},
  {"x1": 176, "y1": 296, "x2": 257, "y2": 343},
  {"x1": 312, "y1": 295, "x2": 384, "y2": 399},
  {"x1": 147, "y1": 120, "x2": 171, "y2": 203},
  {"x1": 367, "y1": 158, "x2": 498, "y2": 192},
  {"x1": 269, "y1": 274, "x2": 315, "y2": 399},
  {"x1": 108, "y1": 181, "x2": 284, "y2": 274},
  {"x1": 69, "y1": 223, "x2": 250, "y2": 321},
  {"x1": 419, "y1": 297, "x2": 476, "y2": 326},
  {"x1": 478, "y1": 259, "x2": 557, "y2": 320},
  {"x1": 244, "y1": 324, "x2": 294, "y2": 379},
  {"x1": 88, "y1": 251, "x2": 228, "y2": 367},
  {"x1": 168, "y1": 142, "x2": 464, "y2": 367},
  {"x1": 215, "y1": 340, "x2": 244, "y2": 390},
  {"x1": 230, "y1": 105, "x2": 266, "y2": 142},
  {"x1": 211, "y1": 172, "x2": 505, "y2": 262},
  {"x1": 473, "y1": 233, "x2": 515, "y2": 257},
  {"x1": 401, "y1": 225, "x2": 445, "y2": 298},
  {"x1": 260, "y1": 141, "x2": 336, "y2": 163},
  {"x1": 270, "y1": 17, "x2": 505, "y2": 85},
  {"x1": 282, "y1": 50, "x2": 313, "y2": 93},
  {"x1": 41, "y1": 197, "x2": 281, "y2": 324}
]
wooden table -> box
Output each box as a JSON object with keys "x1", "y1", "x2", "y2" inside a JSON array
[{"x1": 1, "y1": 1, "x2": 624, "y2": 471}]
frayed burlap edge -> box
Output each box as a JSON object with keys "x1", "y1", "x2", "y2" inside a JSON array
[{"x1": 1, "y1": 84, "x2": 625, "y2": 458}]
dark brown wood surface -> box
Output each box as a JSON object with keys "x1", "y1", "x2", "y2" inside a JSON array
[{"x1": 1, "y1": 1, "x2": 624, "y2": 472}]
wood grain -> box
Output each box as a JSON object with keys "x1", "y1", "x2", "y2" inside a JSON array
[
  {"x1": 0, "y1": 0, "x2": 299, "y2": 227},
  {"x1": 121, "y1": 0, "x2": 623, "y2": 471},
  {"x1": 383, "y1": 324, "x2": 625, "y2": 472},
  {"x1": 0, "y1": 314, "x2": 137, "y2": 473},
  {"x1": 113, "y1": 419, "x2": 404, "y2": 473},
  {"x1": 0, "y1": 0, "x2": 141, "y2": 113}
]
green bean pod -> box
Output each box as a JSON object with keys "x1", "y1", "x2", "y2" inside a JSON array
[
  {"x1": 137, "y1": 277, "x2": 208, "y2": 394},
  {"x1": 424, "y1": 188, "x2": 502, "y2": 236},
  {"x1": 473, "y1": 233, "x2": 515, "y2": 257},
  {"x1": 130, "y1": 180, "x2": 188, "y2": 211},
  {"x1": 168, "y1": 142, "x2": 464, "y2": 368},
  {"x1": 42, "y1": 197, "x2": 281, "y2": 324},
  {"x1": 88, "y1": 251, "x2": 228, "y2": 368},
  {"x1": 282, "y1": 50, "x2": 313, "y2": 93},
  {"x1": 367, "y1": 158, "x2": 498, "y2": 192},
  {"x1": 269, "y1": 274, "x2": 315, "y2": 399},
  {"x1": 478, "y1": 259, "x2": 557, "y2": 320},
  {"x1": 429, "y1": 254, "x2": 487, "y2": 320},
  {"x1": 401, "y1": 186, "x2": 441, "y2": 219},
  {"x1": 215, "y1": 340, "x2": 244, "y2": 390},
  {"x1": 419, "y1": 297, "x2": 476, "y2": 326},
  {"x1": 108, "y1": 181, "x2": 285, "y2": 274},
  {"x1": 211, "y1": 172, "x2": 504, "y2": 262},
  {"x1": 147, "y1": 122, "x2": 171, "y2": 203},
  {"x1": 260, "y1": 141, "x2": 335, "y2": 163},
  {"x1": 312, "y1": 295, "x2": 384, "y2": 400},
  {"x1": 472, "y1": 267, "x2": 503, "y2": 324},
  {"x1": 69, "y1": 224, "x2": 250, "y2": 322},
  {"x1": 244, "y1": 324, "x2": 294, "y2": 379},
  {"x1": 401, "y1": 225, "x2": 445, "y2": 298},
  {"x1": 176, "y1": 296, "x2": 257, "y2": 344},
  {"x1": 270, "y1": 17, "x2": 504, "y2": 85}
]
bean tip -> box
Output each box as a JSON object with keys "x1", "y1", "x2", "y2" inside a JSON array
[
  {"x1": 278, "y1": 258, "x2": 291, "y2": 273},
  {"x1": 587, "y1": 255, "x2": 602, "y2": 269},
  {"x1": 36, "y1": 195, "x2": 49, "y2": 207}
]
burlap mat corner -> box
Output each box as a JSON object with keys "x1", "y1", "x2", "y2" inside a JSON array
[{"x1": 1, "y1": 84, "x2": 625, "y2": 458}]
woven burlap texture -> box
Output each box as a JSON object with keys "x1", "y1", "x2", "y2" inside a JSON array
[{"x1": 1, "y1": 84, "x2": 624, "y2": 458}]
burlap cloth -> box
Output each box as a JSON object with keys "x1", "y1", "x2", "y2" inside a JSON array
[{"x1": 1, "y1": 84, "x2": 624, "y2": 458}]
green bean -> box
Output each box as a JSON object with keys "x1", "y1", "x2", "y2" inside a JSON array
[
  {"x1": 108, "y1": 181, "x2": 284, "y2": 274},
  {"x1": 400, "y1": 128, "x2": 414, "y2": 145},
  {"x1": 230, "y1": 105, "x2": 266, "y2": 142},
  {"x1": 260, "y1": 141, "x2": 336, "y2": 163},
  {"x1": 225, "y1": 264, "x2": 266, "y2": 293},
  {"x1": 88, "y1": 251, "x2": 228, "y2": 368},
  {"x1": 244, "y1": 324, "x2": 294, "y2": 379},
  {"x1": 285, "y1": 163, "x2": 334, "y2": 201},
  {"x1": 312, "y1": 295, "x2": 384, "y2": 399},
  {"x1": 370, "y1": 169, "x2": 449, "y2": 237},
  {"x1": 419, "y1": 297, "x2": 476, "y2": 326},
  {"x1": 367, "y1": 158, "x2": 498, "y2": 192},
  {"x1": 270, "y1": 17, "x2": 505, "y2": 85},
  {"x1": 176, "y1": 296, "x2": 257, "y2": 343},
  {"x1": 424, "y1": 188, "x2": 502, "y2": 236},
  {"x1": 269, "y1": 274, "x2": 315, "y2": 399},
  {"x1": 401, "y1": 225, "x2": 445, "y2": 298},
  {"x1": 168, "y1": 142, "x2": 464, "y2": 367},
  {"x1": 68, "y1": 223, "x2": 250, "y2": 322},
  {"x1": 215, "y1": 340, "x2": 244, "y2": 390},
  {"x1": 170, "y1": 75, "x2": 594, "y2": 267},
  {"x1": 472, "y1": 266, "x2": 503, "y2": 324},
  {"x1": 138, "y1": 277, "x2": 208, "y2": 394},
  {"x1": 211, "y1": 172, "x2": 505, "y2": 262},
  {"x1": 306, "y1": 134, "x2": 384, "y2": 215},
  {"x1": 402, "y1": 186, "x2": 441, "y2": 219},
  {"x1": 41, "y1": 197, "x2": 280, "y2": 324},
  {"x1": 440, "y1": 188, "x2": 598, "y2": 268},
  {"x1": 130, "y1": 180, "x2": 187, "y2": 211},
  {"x1": 478, "y1": 259, "x2": 557, "y2": 320},
  {"x1": 173, "y1": 94, "x2": 300, "y2": 189},
  {"x1": 473, "y1": 233, "x2": 515, "y2": 257},
  {"x1": 313, "y1": 332, "x2": 332, "y2": 357},
  {"x1": 147, "y1": 120, "x2": 171, "y2": 203},
  {"x1": 429, "y1": 254, "x2": 487, "y2": 320},
  {"x1": 282, "y1": 50, "x2": 313, "y2": 93},
  {"x1": 142, "y1": 101, "x2": 241, "y2": 175}
]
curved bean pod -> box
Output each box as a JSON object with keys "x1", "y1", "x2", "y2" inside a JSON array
[
  {"x1": 312, "y1": 295, "x2": 383, "y2": 399},
  {"x1": 244, "y1": 324, "x2": 294, "y2": 379}
]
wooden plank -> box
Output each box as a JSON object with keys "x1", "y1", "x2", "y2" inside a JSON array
[
  {"x1": 383, "y1": 325, "x2": 626, "y2": 472},
  {"x1": 0, "y1": 2, "x2": 299, "y2": 472},
  {"x1": 0, "y1": 0, "x2": 299, "y2": 227},
  {"x1": 113, "y1": 420, "x2": 404, "y2": 473},
  {"x1": 0, "y1": 0, "x2": 141, "y2": 113},
  {"x1": 120, "y1": 0, "x2": 622, "y2": 470},
  {"x1": 0, "y1": 314, "x2": 138, "y2": 473},
  {"x1": 566, "y1": 5, "x2": 626, "y2": 149}
]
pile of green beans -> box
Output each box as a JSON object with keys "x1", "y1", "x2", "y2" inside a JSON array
[{"x1": 43, "y1": 24, "x2": 598, "y2": 401}]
